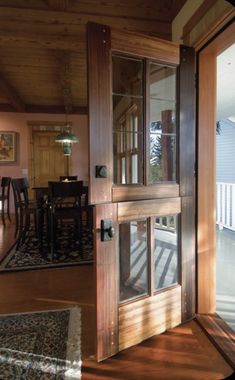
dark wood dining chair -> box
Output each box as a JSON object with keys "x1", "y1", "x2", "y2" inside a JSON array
[
  {"x1": 0, "y1": 177, "x2": 11, "y2": 225},
  {"x1": 12, "y1": 178, "x2": 41, "y2": 249},
  {"x1": 79, "y1": 185, "x2": 93, "y2": 229},
  {"x1": 59, "y1": 175, "x2": 78, "y2": 181},
  {"x1": 48, "y1": 180, "x2": 83, "y2": 259}
]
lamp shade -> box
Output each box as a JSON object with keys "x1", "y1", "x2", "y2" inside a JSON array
[
  {"x1": 63, "y1": 142, "x2": 72, "y2": 155},
  {"x1": 55, "y1": 131, "x2": 79, "y2": 144}
]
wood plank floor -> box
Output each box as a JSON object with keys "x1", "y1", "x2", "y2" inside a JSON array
[
  {"x1": 83, "y1": 321, "x2": 234, "y2": 380},
  {"x1": 0, "y1": 221, "x2": 233, "y2": 379}
]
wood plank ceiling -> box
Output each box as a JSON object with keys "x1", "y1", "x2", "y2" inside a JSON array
[{"x1": 0, "y1": 0, "x2": 187, "y2": 114}]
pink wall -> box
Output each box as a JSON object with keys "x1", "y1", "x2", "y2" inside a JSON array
[{"x1": 0, "y1": 112, "x2": 88, "y2": 212}]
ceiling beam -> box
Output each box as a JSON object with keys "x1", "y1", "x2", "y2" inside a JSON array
[{"x1": 0, "y1": 75, "x2": 25, "y2": 112}]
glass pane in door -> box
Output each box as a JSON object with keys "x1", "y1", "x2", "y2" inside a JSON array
[
  {"x1": 149, "y1": 64, "x2": 177, "y2": 183},
  {"x1": 154, "y1": 215, "x2": 179, "y2": 291},
  {"x1": 119, "y1": 220, "x2": 148, "y2": 302},
  {"x1": 113, "y1": 54, "x2": 144, "y2": 185}
]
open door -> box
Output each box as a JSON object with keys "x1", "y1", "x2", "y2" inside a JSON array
[{"x1": 87, "y1": 23, "x2": 196, "y2": 361}]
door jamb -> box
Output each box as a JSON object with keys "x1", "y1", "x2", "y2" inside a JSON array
[{"x1": 197, "y1": 20, "x2": 235, "y2": 314}]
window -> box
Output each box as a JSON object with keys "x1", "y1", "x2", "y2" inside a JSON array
[
  {"x1": 119, "y1": 215, "x2": 179, "y2": 303},
  {"x1": 113, "y1": 54, "x2": 177, "y2": 186}
]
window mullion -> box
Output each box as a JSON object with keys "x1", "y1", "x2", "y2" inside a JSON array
[
  {"x1": 144, "y1": 59, "x2": 150, "y2": 186},
  {"x1": 148, "y1": 217, "x2": 154, "y2": 296}
]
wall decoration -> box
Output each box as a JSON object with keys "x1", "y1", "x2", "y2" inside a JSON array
[{"x1": 0, "y1": 132, "x2": 17, "y2": 163}]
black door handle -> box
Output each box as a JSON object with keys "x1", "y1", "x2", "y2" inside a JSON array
[
  {"x1": 101, "y1": 219, "x2": 115, "y2": 241},
  {"x1": 107, "y1": 226, "x2": 115, "y2": 238}
]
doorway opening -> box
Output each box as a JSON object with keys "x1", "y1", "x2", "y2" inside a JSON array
[
  {"x1": 216, "y1": 42, "x2": 235, "y2": 331},
  {"x1": 197, "y1": 20, "x2": 235, "y2": 324}
]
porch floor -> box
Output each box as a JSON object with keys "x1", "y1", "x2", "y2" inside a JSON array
[{"x1": 217, "y1": 227, "x2": 235, "y2": 331}]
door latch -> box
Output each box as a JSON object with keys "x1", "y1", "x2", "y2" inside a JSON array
[
  {"x1": 95, "y1": 165, "x2": 107, "y2": 178},
  {"x1": 101, "y1": 219, "x2": 115, "y2": 241}
]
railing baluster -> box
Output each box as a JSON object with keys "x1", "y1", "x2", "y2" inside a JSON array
[
  {"x1": 232, "y1": 184, "x2": 235, "y2": 229},
  {"x1": 217, "y1": 183, "x2": 220, "y2": 224},
  {"x1": 216, "y1": 182, "x2": 235, "y2": 231},
  {"x1": 226, "y1": 184, "x2": 231, "y2": 227},
  {"x1": 222, "y1": 183, "x2": 226, "y2": 226}
]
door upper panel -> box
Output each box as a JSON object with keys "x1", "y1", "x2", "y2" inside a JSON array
[{"x1": 87, "y1": 22, "x2": 180, "y2": 205}]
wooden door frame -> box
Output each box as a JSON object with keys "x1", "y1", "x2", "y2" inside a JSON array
[
  {"x1": 197, "y1": 20, "x2": 235, "y2": 367},
  {"x1": 197, "y1": 20, "x2": 235, "y2": 314}
]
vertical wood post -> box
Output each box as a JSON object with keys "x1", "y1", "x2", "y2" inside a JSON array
[
  {"x1": 94, "y1": 203, "x2": 119, "y2": 361},
  {"x1": 179, "y1": 45, "x2": 196, "y2": 322},
  {"x1": 87, "y1": 22, "x2": 113, "y2": 205}
]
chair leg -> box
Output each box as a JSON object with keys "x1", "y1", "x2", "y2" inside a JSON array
[
  {"x1": 21, "y1": 213, "x2": 30, "y2": 245},
  {"x1": 7, "y1": 198, "x2": 11, "y2": 222},
  {"x1": 75, "y1": 215, "x2": 83, "y2": 258},
  {"x1": 50, "y1": 213, "x2": 56, "y2": 260},
  {"x1": 37, "y1": 209, "x2": 44, "y2": 251},
  {"x1": 16, "y1": 207, "x2": 24, "y2": 250},
  {"x1": 1, "y1": 198, "x2": 5, "y2": 226},
  {"x1": 14, "y1": 208, "x2": 19, "y2": 238}
]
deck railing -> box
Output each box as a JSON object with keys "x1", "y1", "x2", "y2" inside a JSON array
[
  {"x1": 155, "y1": 215, "x2": 177, "y2": 233},
  {"x1": 216, "y1": 182, "x2": 235, "y2": 231}
]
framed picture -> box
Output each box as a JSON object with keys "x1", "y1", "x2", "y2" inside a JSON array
[{"x1": 0, "y1": 132, "x2": 17, "y2": 163}]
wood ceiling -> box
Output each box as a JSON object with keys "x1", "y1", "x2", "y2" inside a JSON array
[{"x1": 0, "y1": 0, "x2": 187, "y2": 114}]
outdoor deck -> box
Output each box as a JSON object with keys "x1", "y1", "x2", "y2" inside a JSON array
[{"x1": 216, "y1": 227, "x2": 235, "y2": 331}]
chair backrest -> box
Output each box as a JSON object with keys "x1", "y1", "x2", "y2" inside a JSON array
[
  {"x1": 1, "y1": 177, "x2": 11, "y2": 198},
  {"x1": 48, "y1": 180, "x2": 83, "y2": 205},
  {"x1": 59, "y1": 175, "x2": 78, "y2": 182},
  {"x1": 12, "y1": 178, "x2": 29, "y2": 206},
  {"x1": 81, "y1": 185, "x2": 89, "y2": 206}
]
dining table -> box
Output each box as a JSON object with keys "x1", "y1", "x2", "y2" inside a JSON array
[{"x1": 32, "y1": 181, "x2": 92, "y2": 256}]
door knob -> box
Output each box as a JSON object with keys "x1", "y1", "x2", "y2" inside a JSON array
[
  {"x1": 107, "y1": 226, "x2": 115, "y2": 238},
  {"x1": 101, "y1": 219, "x2": 115, "y2": 241}
]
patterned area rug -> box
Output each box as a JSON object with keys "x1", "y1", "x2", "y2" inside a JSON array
[
  {"x1": 0, "y1": 224, "x2": 93, "y2": 272},
  {"x1": 0, "y1": 308, "x2": 81, "y2": 380}
]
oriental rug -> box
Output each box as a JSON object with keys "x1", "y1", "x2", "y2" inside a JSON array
[
  {"x1": 0, "y1": 308, "x2": 81, "y2": 380},
  {"x1": 0, "y1": 224, "x2": 93, "y2": 273}
]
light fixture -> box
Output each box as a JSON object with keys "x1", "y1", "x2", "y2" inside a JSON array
[
  {"x1": 55, "y1": 64, "x2": 79, "y2": 156},
  {"x1": 55, "y1": 123, "x2": 79, "y2": 156}
]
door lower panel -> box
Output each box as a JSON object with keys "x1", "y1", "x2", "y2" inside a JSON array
[{"x1": 119, "y1": 286, "x2": 181, "y2": 351}]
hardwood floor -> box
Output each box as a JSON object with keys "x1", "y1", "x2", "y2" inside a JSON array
[
  {"x1": 0, "y1": 221, "x2": 233, "y2": 379},
  {"x1": 83, "y1": 321, "x2": 233, "y2": 380}
]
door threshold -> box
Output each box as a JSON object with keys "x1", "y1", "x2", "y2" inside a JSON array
[{"x1": 196, "y1": 313, "x2": 235, "y2": 370}]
